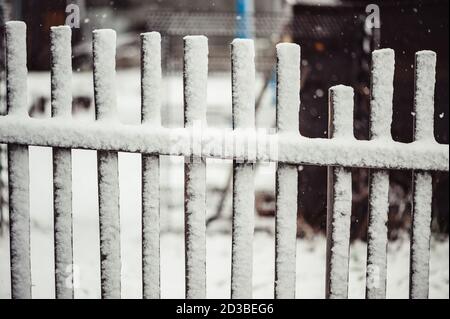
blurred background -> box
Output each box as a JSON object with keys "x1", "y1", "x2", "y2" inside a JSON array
[{"x1": 0, "y1": 0, "x2": 448, "y2": 239}]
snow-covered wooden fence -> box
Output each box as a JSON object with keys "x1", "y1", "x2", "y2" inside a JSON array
[{"x1": 0, "y1": 21, "x2": 448, "y2": 299}]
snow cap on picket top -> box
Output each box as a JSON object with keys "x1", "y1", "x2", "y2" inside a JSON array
[
  {"x1": 50, "y1": 25, "x2": 72, "y2": 118},
  {"x1": 5, "y1": 21, "x2": 28, "y2": 116},
  {"x1": 370, "y1": 48, "x2": 395, "y2": 140},
  {"x1": 141, "y1": 31, "x2": 162, "y2": 125},
  {"x1": 231, "y1": 38, "x2": 255, "y2": 129},
  {"x1": 229, "y1": 38, "x2": 256, "y2": 299},
  {"x1": 329, "y1": 85, "x2": 354, "y2": 139},
  {"x1": 93, "y1": 29, "x2": 118, "y2": 121},
  {"x1": 276, "y1": 42, "x2": 301, "y2": 133}
]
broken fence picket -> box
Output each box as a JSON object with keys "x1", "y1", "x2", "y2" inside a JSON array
[{"x1": 0, "y1": 21, "x2": 448, "y2": 299}]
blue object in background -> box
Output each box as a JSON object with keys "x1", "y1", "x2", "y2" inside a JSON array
[
  {"x1": 235, "y1": 0, "x2": 254, "y2": 39},
  {"x1": 236, "y1": 0, "x2": 277, "y2": 107}
]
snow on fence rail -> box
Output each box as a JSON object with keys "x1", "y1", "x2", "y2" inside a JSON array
[{"x1": 0, "y1": 21, "x2": 448, "y2": 299}]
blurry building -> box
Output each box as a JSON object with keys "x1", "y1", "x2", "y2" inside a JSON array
[{"x1": 288, "y1": 0, "x2": 449, "y2": 238}]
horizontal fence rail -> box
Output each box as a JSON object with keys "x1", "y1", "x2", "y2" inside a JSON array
[
  {"x1": 0, "y1": 119, "x2": 447, "y2": 171},
  {"x1": 0, "y1": 21, "x2": 448, "y2": 299}
]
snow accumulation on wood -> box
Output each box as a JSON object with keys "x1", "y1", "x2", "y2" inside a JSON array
[
  {"x1": 231, "y1": 163, "x2": 254, "y2": 299},
  {"x1": 93, "y1": 29, "x2": 118, "y2": 122},
  {"x1": 327, "y1": 166, "x2": 352, "y2": 299},
  {"x1": 370, "y1": 48, "x2": 395, "y2": 140},
  {"x1": 141, "y1": 32, "x2": 162, "y2": 126},
  {"x1": 275, "y1": 43, "x2": 300, "y2": 299},
  {"x1": 414, "y1": 50, "x2": 436, "y2": 142},
  {"x1": 411, "y1": 172, "x2": 433, "y2": 299},
  {"x1": 276, "y1": 43, "x2": 301, "y2": 133},
  {"x1": 410, "y1": 50, "x2": 437, "y2": 299},
  {"x1": 50, "y1": 25, "x2": 74, "y2": 299},
  {"x1": 97, "y1": 150, "x2": 121, "y2": 298},
  {"x1": 50, "y1": 26, "x2": 72, "y2": 118},
  {"x1": 329, "y1": 85, "x2": 354, "y2": 139},
  {"x1": 275, "y1": 163, "x2": 298, "y2": 298},
  {"x1": 142, "y1": 155, "x2": 160, "y2": 299},
  {"x1": 183, "y1": 35, "x2": 208, "y2": 128},
  {"x1": 326, "y1": 85, "x2": 354, "y2": 299},
  {"x1": 366, "y1": 170, "x2": 389, "y2": 299},
  {"x1": 0, "y1": 116, "x2": 448, "y2": 171},
  {"x1": 231, "y1": 39, "x2": 255, "y2": 129},
  {"x1": 184, "y1": 161, "x2": 206, "y2": 299},
  {"x1": 7, "y1": 145, "x2": 31, "y2": 299},
  {"x1": 52, "y1": 148, "x2": 73, "y2": 299},
  {"x1": 93, "y1": 29, "x2": 121, "y2": 299},
  {"x1": 141, "y1": 31, "x2": 162, "y2": 299},
  {"x1": 183, "y1": 35, "x2": 208, "y2": 299},
  {"x1": 366, "y1": 48, "x2": 394, "y2": 299},
  {"x1": 230, "y1": 39, "x2": 256, "y2": 299},
  {"x1": 5, "y1": 21, "x2": 31, "y2": 299},
  {"x1": 6, "y1": 21, "x2": 27, "y2": 116}
]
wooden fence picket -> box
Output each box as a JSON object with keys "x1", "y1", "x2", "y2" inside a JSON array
[
  {"x1": 325, "y1": 85, "x2": 354, "y2": 299},
  {"x1": 230, "y1": 39, "x2": 256, "y2": 299},
  {"x1": 183, "y1": 35, "x2": 208, "y2": 299},
  {"x1": 141, "y1": 31, "x2": 162, "y2": 300},
  {"x1": 93, "y1": 29, "x2": 121, "y2": 299},
  {"x1": 50, "y1": 25, "x2": 74, "y2": 299},
  {"x1": 5, "y1": 21, "x2": 31, "y2": 300},
  {"x1": 274, "y1": 43, "x2": 300, "y2": 299},
  {"x1": 365, "y1": 48, "x2": 395, "y2": 299}
]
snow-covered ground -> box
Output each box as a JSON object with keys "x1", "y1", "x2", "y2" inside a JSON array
[
  {"x1": 0, "y1": 211, "x2": 448, "y2": 299},
  {"x1": 0, "y1": 71, "x2": 448, "y2": 298}
]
